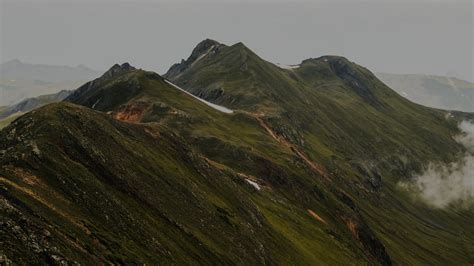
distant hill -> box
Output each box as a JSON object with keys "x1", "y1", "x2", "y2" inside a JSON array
[
  {"x1": 0, "y1": 60, "x2": 101, "y2": 106},
  {"x1": 376, "y1": 73, "x2": 474, "y2": 112},
  {"x1": 0, "y1": 90, "x2": 71, "y2": 120},
  {"x1": 0, "y1": 112, "x2": 23, "y2": 130},
  {"x1": 0, "y1": 59, "x2": 101, "y2": 83}
]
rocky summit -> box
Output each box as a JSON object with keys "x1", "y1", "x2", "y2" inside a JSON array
[{"x1": 1, "y1": 40, "x2": 473, "y2": 265}]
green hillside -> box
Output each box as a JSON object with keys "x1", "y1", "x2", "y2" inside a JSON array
[
  {"x1": 0, "y1": 112, "x2": 23, "y2": 129},
  {"x1": 1, "y1": 40, "x2": 473, "y2": 265},
  {"x1": 0, "y1": 90, "x2": 71, "y2": 120}
]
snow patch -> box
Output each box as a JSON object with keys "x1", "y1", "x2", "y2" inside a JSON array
[
  {"x1": 276, "y1": 63, "x2": 300, "y2": 70},
  {"x1": 191, "y1": 45, "x2": 215, "y2": 66},
  {"x1": 92, "y1": 98, "x2": 101, "y2": 109},
  {"x1": 245, "y1": 179, "x2": 261, "y2": 190},
  {"x1": 165, "y1": 80, "x2": 233, "y2": 114}
]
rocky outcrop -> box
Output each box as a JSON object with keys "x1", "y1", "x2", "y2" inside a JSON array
[
  {"x1": 101, "y1": 63, "x2": 136, "y2": 79},
  {"x1": 164, "y1": 39, "x2": 226, "y2": 80},
  {"x1": 65, "y1": 63, "x2": 140, "y2": 111}
]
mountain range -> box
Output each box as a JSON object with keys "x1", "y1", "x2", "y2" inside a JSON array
[
  {"x1": 0, "y1": 90, "x2": 71, "y2": 121},
  {"x1": 0, "y1": 59, "x2": 100, "y2": 106},
  {"x1": 376, "y1": 73, "x2": 474, "y2": 112},
  {"x1": 1, "y1": 39, "x2": 473, "y2": 265}
]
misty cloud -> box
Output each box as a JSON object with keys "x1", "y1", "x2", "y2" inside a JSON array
[{"x1": 399, "y1": 121, "x2": 474, "y2": 208}]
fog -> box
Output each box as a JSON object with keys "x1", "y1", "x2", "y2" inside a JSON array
[{"x1": 400, "y1": 121, "x2": 474, "y2": 208}]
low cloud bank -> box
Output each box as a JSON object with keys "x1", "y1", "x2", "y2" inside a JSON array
[{"x1": 399, "y1": 121, "x2": 474, "y2": 208}]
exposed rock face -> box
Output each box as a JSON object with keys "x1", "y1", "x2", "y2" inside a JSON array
[
  {"x1": 112, "y1": 101, "x2": 151, "y2": 122},
  {"x1": 164, "y1": 39, "x2": 226, "y2": 80},
  {"x1": 187, "y1": 39, "x2": 223, "y2": 63},
  {"x1": 328, "y1": 57, "x2": 382, "y2": 107},
  {"x1": 102, "y1": 63, "x2": 136, "y2": 79},
  {"x1": 65, "y1": 63, "x2": 141, "y2": 111}
]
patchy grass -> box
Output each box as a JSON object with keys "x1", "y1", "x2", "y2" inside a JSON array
[
  {"x1": 0, "y1": 112, "x2": 23, "y2": 129},
  {"x1": 1, "y1": 41, "x2": 473, "y2": 264}
]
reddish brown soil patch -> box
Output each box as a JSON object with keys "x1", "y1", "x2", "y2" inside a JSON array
[
  {"x1": 307, "y1": 209, "x2": 328, "y2": 224},
  {"x1": 5, "y1": 166, "x2": 40, "y2": 186},
  {"x1": 112, "y1": 101, "x2": 151, "y2": 122},
  {"x1": 344, "y1": 217, "x2": 359, "y2": 236},
  {"x1": 249, "y1": 113, "x2": 328, "y2": 178}
]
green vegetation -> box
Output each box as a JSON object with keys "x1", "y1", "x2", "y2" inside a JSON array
[
  {"x1": 0, "y1": 90, "x2": 71, "y2": 120},
  {"x1": 0, "y1": 112, "x2": 23, "y2": 129},
  {"x1": 1, "y1": 40, "x2": 473, "y2": 265}
]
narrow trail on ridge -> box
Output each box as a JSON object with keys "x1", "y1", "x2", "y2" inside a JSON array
[{"x1": 244, "y1": 111, "x2": 328, "y2": 179}]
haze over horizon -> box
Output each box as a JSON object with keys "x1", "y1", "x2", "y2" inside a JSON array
[{"x1": 1, "y1": 0, "x2": 472, "y2": 82}]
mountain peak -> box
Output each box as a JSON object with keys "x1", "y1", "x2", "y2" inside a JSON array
[
  {"x1": 9, "y1": 59, "x2": 22, "y2": 64},
  {"x1": 1, "y1": 59, "x2": 23, "y2": 67},
  {"x1": 102, "y1": 62, "x2": 136, "y2": 78},
  {"x1": 164, "y1": 39, "x2": 226, "y2": 79},
  {"x1": 301, "y1": 55, "x2": 349, "y2": 65},
  {"x1": 188, "y1": 39, "x2": 224, "y2": 63},
  {"x1": 186, "y1": 39, "x2": 224, "y2": 63},
  {"x1": 231, "y1": 41, "x2": 246, "y2": 48},
  {"x1": 65, "y1": 63, "x2": 143, "y2": 110},
  {"x1": 194, "y1": 38, "x2": 222, "y2": 50}
]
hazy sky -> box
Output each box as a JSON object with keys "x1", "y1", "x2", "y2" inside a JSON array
[{"x1": 1, "y1": 0, "x2": 473, "y2": 81}]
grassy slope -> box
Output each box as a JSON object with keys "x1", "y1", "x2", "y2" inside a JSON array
[
  {"x1": 0, "y1": 90, "x2": 71, "y2": 120},
  {"x1": 1, "y1": 69, "x2": 378, "y2": 264},
  {"x1": 165, "y1": 41, "x2": 474, "y2": 264},
  {"x1": 0, "y1": 112, "x2": 23, "y2": 129},
  {"x1": 1, "y1": 41, "x2": 473, "y2": 264},
  {"x1": 0, "y1": 79, "x2": 86, "y2": 106},
  {"x1": 0, "y1": 102, "x2": 372, "y2": 264},
  {"x1": 286, "y1": 59, "x2": 473, "y2": 263}
]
